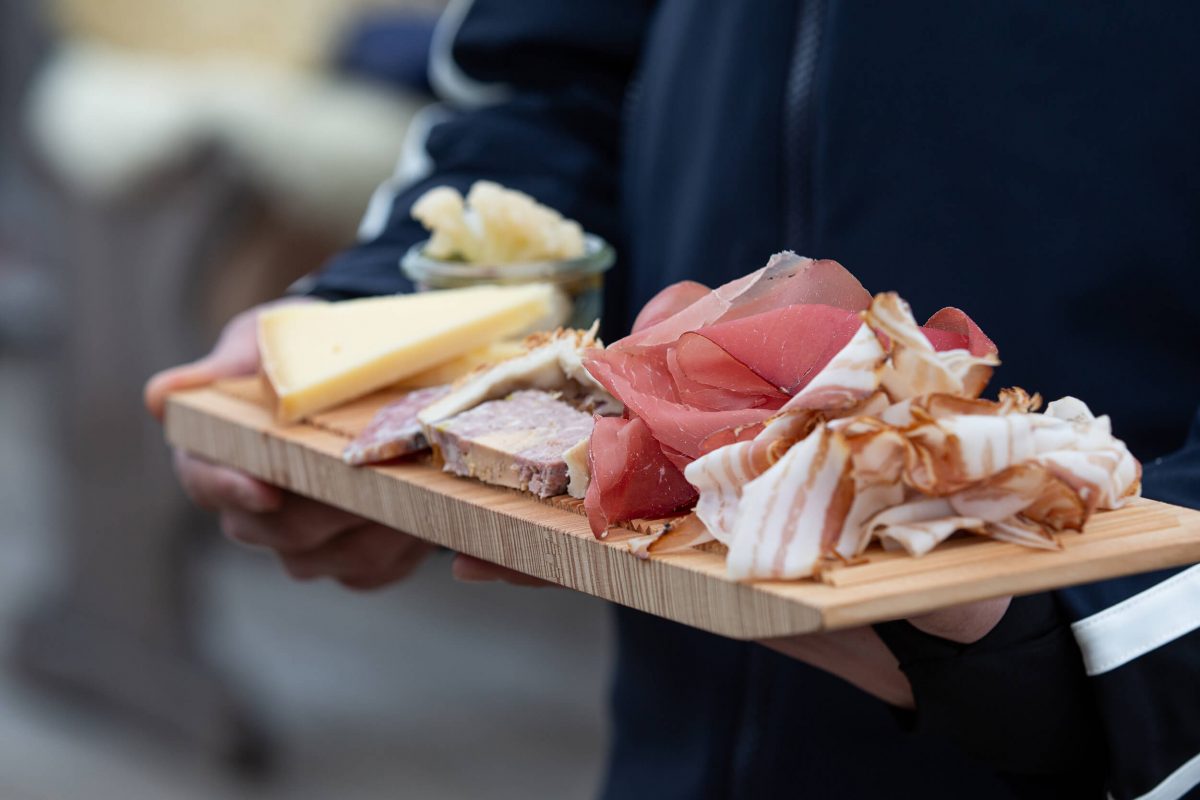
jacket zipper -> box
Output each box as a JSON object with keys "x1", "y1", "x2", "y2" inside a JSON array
[{"x1": 784, "y1": 0, "x2": 827, "y2": 252}]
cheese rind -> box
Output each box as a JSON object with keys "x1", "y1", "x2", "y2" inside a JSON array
[{"x1": 259, "y1": 285, "x2": 559, "y2": 422}]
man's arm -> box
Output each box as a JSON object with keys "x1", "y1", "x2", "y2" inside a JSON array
[
  {"x1": 147, "y1": 0, "x2": 653, "y2": 587},
  {"x1": 307, "y1": 0, "x2": 652, "y2": 301}
]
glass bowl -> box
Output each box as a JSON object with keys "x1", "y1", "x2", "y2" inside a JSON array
[{"x1": 400, "y1": 234, "x2": 614, "y2": 330}]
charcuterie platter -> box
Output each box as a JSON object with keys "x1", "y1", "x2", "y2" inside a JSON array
[
  {"x1": 164, "y1": 376, "x2": 1200, "y2": 639},
  {"x1": 160, "y1": 202, "x2": 1200, "y2": 641}
]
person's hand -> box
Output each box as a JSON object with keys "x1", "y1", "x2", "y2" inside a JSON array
[
  {"x1": 760, "y1": 595, "x2": 1012, "y2": 709},
  {"x1": 145, "y1": 298, "x2": 550, "y2": 590},
  {"x1": 175, "y1": 448, "x2": 435, "y2": 588},
  {"x1": 451, "y1": 554, "x2": 552, "y2": 587},
  {"x1": 144, "y1": 299, "x2": 289, "y2": 421},
  {"x1": 146, "y1": 298, "x2": 440, "y2": 589}
]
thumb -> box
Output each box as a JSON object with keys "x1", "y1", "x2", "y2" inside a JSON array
[
  {"x1": 145, "y1": 305, "x2": 266, "y2": 422},
  {"x1": 144, "y1": 356, "x2": 229, "y2": 421}
]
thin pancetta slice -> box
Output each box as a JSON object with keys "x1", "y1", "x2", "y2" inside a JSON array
[
  {"x1": 877, "y1": 518, "x2": 986, "y2": 556},
  {"x1": 865, "y1": 293, "x2": 1000, "y2": 400},
  {"x1": 725, "y1": 425, "x2": 855, "y2": 581},
  {"x1": 584, "y1": 416, "x2": 698, "y2": 536},
  {"x1": 627, "y1": 514, "x2": 714, "y2": 558},
  {"x1": 864, "y1": 496, "x2": 992, "y2": 556},
  {"x1": 672, "y1": 288, "x2": 1141, "y2": 578},
  {"x1": 686, "y1": 413, "x2": 815, "y2": 544},
  {"x1": 986, "y1": 517, "x2": 1062, "y2": 550},
  {"x1": 343, "y1": 385, "x2": 451, "y2": 465},
  {"x1": 837, "y1": 481, "x2": 907, "y2": 558},
  {"x1": 948, "y1": 463, "x2": 1087, "y2": 532}
]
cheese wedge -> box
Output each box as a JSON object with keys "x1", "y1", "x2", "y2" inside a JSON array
[{"x1": 259, "y1": 284, "x2": 562, "y2": 422}]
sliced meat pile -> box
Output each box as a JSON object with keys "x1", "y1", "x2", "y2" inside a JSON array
[
  {"x1": 679, "y1": 292, "x2": 1141, "y2": 580},
  {"x1": 344, "y1": 326, "x2": 619, "y2": 499},
  {"x1": 581, "y1": 252, "x2": 991, "y2": 536}
]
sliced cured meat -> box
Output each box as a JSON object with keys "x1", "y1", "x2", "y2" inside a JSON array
[
  {"x1": 725, "y1": 425, "x2": 855, "y2": 581},
  {"x1": 584, "y1": 346, "x2": 778, "y2": 459},
  {"x1": 584, "y1": 416, "x2": 697, "y2": 536},
  {"x1": 778, "y1": 322, "x2": 888, "y2": 414},
  {"x1": 685, "y1": 293, "x2": 1139, "y2": 580},
  {"x1": 343, "y1": 385, "x2": 451, "y2": 465},
  {"x1": 691, "y1": 304, "x2": 865, "y2": 394},
  {"x1": 617, "y1": 253, "x2": 871, "y2": 351},
  {"x1": 924, "y1": 306, "x2": 998, "y2": 357},
  {"x1": 668, "y1": 334, "x2": 788, "y2": 409},
  {"x1": 583, "y1": 264, "x2": 996, "y2": 535},
  {"x1": 865, "y1": 293, "x2": 999, "y2": 400},
  {"x1": 627, "y1": 514, "x2": 714, "y2": 558},
  {"x1": 632, "y1": 280, "x2": 711, "y2": 333}
]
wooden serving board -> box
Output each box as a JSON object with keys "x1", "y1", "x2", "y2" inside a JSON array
[{"x1": 164, "y1": 379, "x2": 1200, "y2": 639}]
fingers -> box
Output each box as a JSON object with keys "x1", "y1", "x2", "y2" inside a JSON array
[
  {"x1": 279, "y1": 524, "x2": 435, "y2": 590},
  {"x1": 218, "y1": 494, "x2": 367, "y2": 553},
  {"x1": 174, "y1": 450, "x2": 283, "y2": 513},
  {"x1": 145, "y1": 358, "x2": 226, "y2": 421},
  {"x1": 907, "y1": 596, "x2": 1012, "y2": 644},
  {"x1": 145, "y1": 305, "x2": 264, "y2": 421},
  {"x1": 451, "y1": 554, "x2": 552, "y2": 588}
]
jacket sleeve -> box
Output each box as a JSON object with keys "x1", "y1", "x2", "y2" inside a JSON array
[
  {"x1": 874, "y1": 593, "x2": 1104, "y2": 788},
  {"x1": 1142, "y1": 402, "x2": 1200, "y2": 508},
  {"x1": 1051, "y1": 403, "x2": 1200, "y2": 800},
  {"x1": 875, "y1": 404, "x2": 1200, "y2": 790},
  {"x1": 306, "y1": 0, "x2": 652, "y2": 301}
]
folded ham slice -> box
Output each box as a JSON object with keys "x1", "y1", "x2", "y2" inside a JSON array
[{"x1": 582, "y1": 253, "x2": 987, "y2": 536}]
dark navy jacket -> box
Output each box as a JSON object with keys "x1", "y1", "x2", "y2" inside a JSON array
[{"x1": 311, "y1": 2, "x2": 1200, "y2": 797}]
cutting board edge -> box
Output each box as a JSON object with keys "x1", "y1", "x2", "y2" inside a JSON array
[
  {"x1": 163, "y1": 385, "x2": 1200, "y2": 639},
  {"x1": 164, "y1": 387, "x2": 827, "y2": 639}
]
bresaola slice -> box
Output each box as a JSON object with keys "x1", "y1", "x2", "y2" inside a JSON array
[
  {"x1": 584, "y1": 346, "x2": 777, "y2": 459},
  {"x1": 688, "y1": 304, "x2": 866, "y2": 394},
  {"x1": 631, "y1": 280, "x2": 711, "y2": 333},
  {"x1": 585, "y1": 416, "x2": 698, "y2": 536},
  {"x1": 618, "y1": 252, "x2": 872, "y2": 351}
]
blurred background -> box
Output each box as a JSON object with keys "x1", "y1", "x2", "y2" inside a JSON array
[{"x1": 0, "y1": 0, "x2": 612, "y2": 797}]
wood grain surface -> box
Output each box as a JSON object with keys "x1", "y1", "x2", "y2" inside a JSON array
[{"x1": 164, "y1": 379, "x2": 1200, "y2": 639}]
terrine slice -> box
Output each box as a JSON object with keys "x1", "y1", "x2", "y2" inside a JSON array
[
  {"x1": 428, "y1": 390, "x2": 594, "y2": 498},
  {"x1": 343, "y1": 385, "x2": 451, "y2": 465}
]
